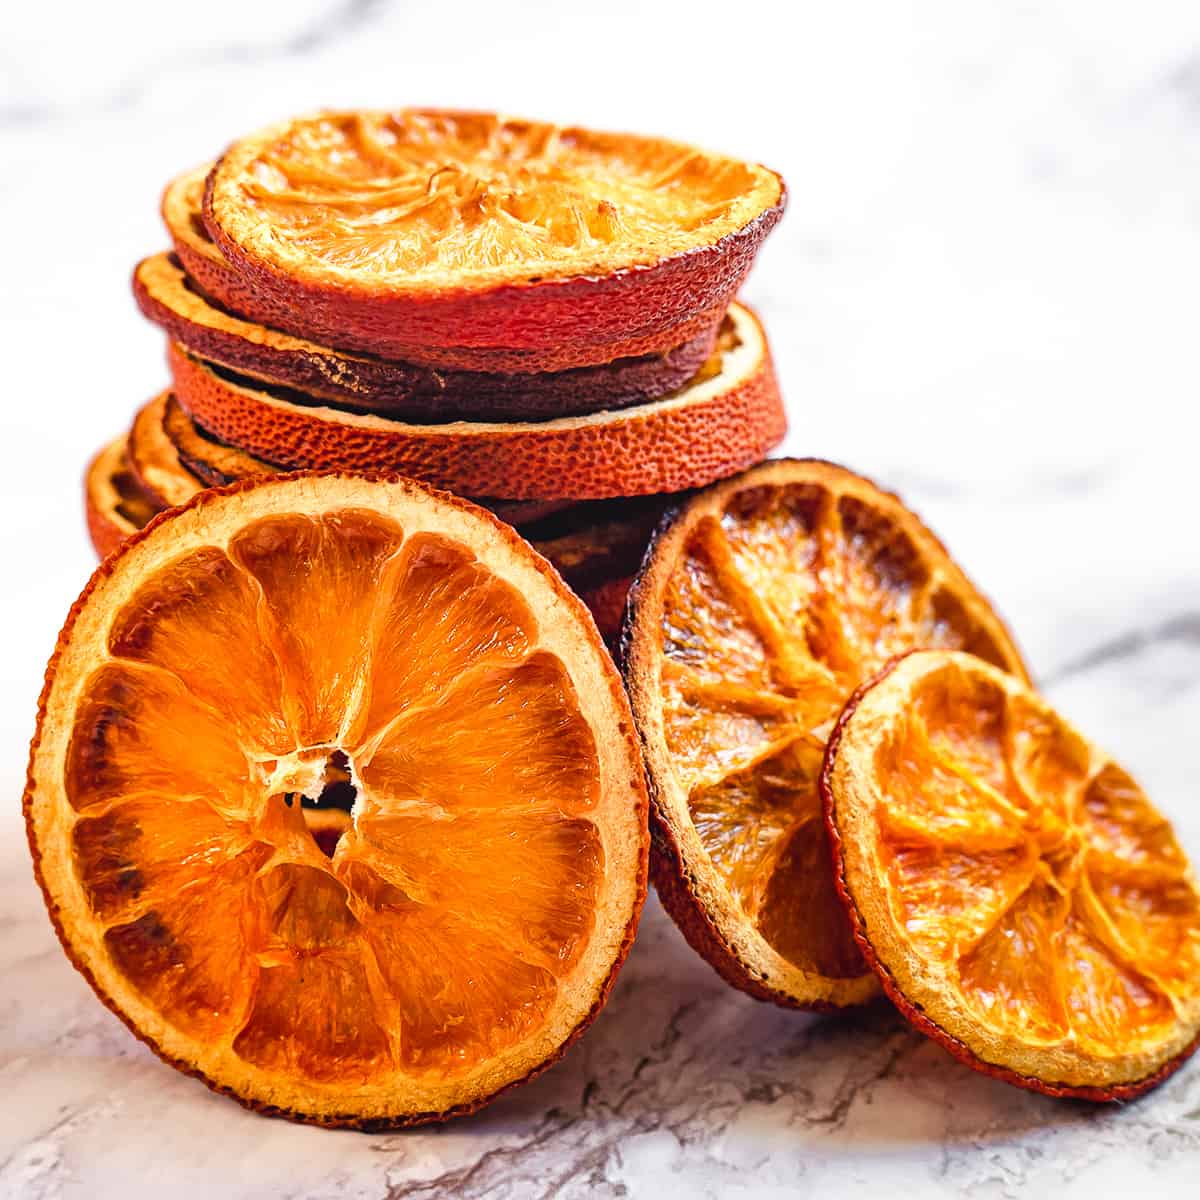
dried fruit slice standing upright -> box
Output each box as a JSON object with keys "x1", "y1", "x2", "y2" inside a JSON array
[
  {"x1": 823, "y1": 649, "x2": 1200, "y2": 1098},
  {"x1": 622, "y1": 460, "x2": 1028, "y2": 1008},
  {"x1": 202, "y1": 109, "x2": 784, "y2": 369},
  {"x1": 28, "y1": 472, "x2": 649, "y2": 1126}
]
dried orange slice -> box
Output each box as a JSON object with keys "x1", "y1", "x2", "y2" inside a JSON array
[
  {"x1": 202, "y1": 111, "x2": 783, "y2": 369},
  {"x1": 622, "y1": 460, "x2": 1028, "y2": 1008},
  {"x1": 168, "y1": 302, "x2": 785, "y2": 500},
  {"x1": 29, "y1": 472, "x2": 648, "y2": 1126},
  {"x1": 134, "y1": 252, "x2": 720, "y2": 421},
  {"x1": 823, "y1": 650, "x2": 1200, "y2": 1099},
  {"x1": 84, "y1": 439, "x2": 159, "y2": 559}
]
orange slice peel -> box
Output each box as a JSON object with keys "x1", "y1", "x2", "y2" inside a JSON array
[
  {"x1": 168, "y1": 303, "x2": 785, "y2": 499},
  {"x1": 134, "y1": 251, "x2": 721, "y2": 421}
]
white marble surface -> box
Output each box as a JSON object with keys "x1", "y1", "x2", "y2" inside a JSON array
[{"x1": 3, "y1": 2, "x2": 1200, "y2": 1195}]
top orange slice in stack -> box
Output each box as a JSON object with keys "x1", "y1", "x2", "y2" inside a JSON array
[{"x1": 202, "y1": 110, "x2": 784, "y2": 370}]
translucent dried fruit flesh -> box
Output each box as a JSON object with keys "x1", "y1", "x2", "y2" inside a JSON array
[
  {"x1": 625, "y1": 460, "x2": 1028, "y2": 1008},
  {"x1": 826, "y1": 650, "x2": 1200, "y2": 1096},
  {"x1": 208, "y1": 110, "x2": 782, "y2": 289},
  {"x1": 28, "y1": 475, "x2": 647, "y2": 1125}
]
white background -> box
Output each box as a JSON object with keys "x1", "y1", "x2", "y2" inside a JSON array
[{"x1": 2, "y1": 2, "x2": 1200, "y2": 1196}]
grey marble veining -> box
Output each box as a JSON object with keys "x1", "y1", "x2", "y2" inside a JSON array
[{"x1": 3, "y1": 2, "x2": 1200, "y2": 1196}]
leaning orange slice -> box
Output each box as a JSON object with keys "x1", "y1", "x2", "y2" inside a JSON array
[
  {"x1": 28, "y1": 472, "x2": 648, "y2": 1126},
  {"x1": 823, "y1": 649, "x2": 1200, "y2": 1099},
  {"x1": 203, "y1": 109, "x2": 783, "y2": 370},
  {"x1": 622, "y1": 460, "x2": 1028, "y2": 1008}
]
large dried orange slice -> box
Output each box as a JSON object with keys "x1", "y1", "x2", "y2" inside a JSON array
[
  {"x1": 622, "y1": 460, "x2": 1028, "y2": 1008},
  {"x1": 134, "y1": 252, "x2": 719, "y2": 421},
  {"x1": 201, "y1": 110, "x2": 783, "y2": 370},
  {"x1": 168, "y1": 302, "x2": 784, "y2": 499},
  {"x1": 29, "y1": 472, "x2": 648, "y2": 1127},
  {"x1": 823, "y1": 649, "x2": 1200, "y2": 1099}
]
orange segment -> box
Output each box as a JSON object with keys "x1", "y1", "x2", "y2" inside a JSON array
[
  {"x1": 108, "y1": 546, "x2": 291, "y2": 755},
  {"x1": 103, "y1": 843, "x2": 271, "y2": 1042},
  {"x1": 72, "y1": 795, "x2": 254, "y2": 924},
  {"x1": 359, "y1": 531, "x2": 534, "y2": 737},
  {"x1": 26, "y1": 473, "x2": 648, "y2": 1127},
  {"x1": 826, "y1": 649, "x2": 1200, "y2": 1098},
  {"x1": 624, "y1": 460, "x2": 1028, "y2": 1009},
  {"x1": 66, "y1": 661, "x2": 252, "y2": 812},
  {"x1": 956, "y1": 873, "x2": 1072, "y2": 1044},
  {"x1": 233, "y1": 951, "x2": 392, "y2": 1085},
  {"x1": 358, "y1": 892, "x2": 559, "y2": 1075},
  {"x1": 358, "y1": 652, "x2": 599, "y2": 816},
  {"x1": 228, "y1": 509, "x2": 405, "y2": 745},
  {"x1": 752, "y1": 816, "x2": 867, "y2": 979},
  {"x1": 350, "y1": 809, "x2": 603, "y2": 975}
]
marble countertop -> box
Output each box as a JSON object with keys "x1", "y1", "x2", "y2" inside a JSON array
[{"x1": 3, "y1": 2, "x2": 1200, "y2": 1195}]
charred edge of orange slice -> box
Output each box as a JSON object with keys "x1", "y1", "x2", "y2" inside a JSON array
[
  {"x1": 820, "y1": 651, "x2": 1199, "y2": 1102},
  {"x1": 201, "y1": 111, "x2": 784, "y2": 361},
  {"x1": 619, "y1": 459, "x2": 1032, "y2": 1012},
  {"x1": 168, "y1": 302, "x2": 785, "y2": 500},
  {"x1": 29, "y1": 468, "x2": 650, "y2": 1129},
  {"x1": 134, "y1": 252, "x2": 723, "y2": 421}
]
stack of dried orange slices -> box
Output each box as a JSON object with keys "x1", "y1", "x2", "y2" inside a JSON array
[
  {"x1": 87, "y1": 108, "x2": 789, "y2": 641},
  {"x1": 33, "y1": 109, "x2": 1198, "y2": 1129}
]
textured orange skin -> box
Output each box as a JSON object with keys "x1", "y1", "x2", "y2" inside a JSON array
[
  {"x1": 133, "y1": 254, "x2": 722, "y2": 421},
  {"x1": 168, "y1": 335, "x2": 786, "y2": 501},
  {"x1": 821, "y1": 652, "x2": 1200, "y2": 1102},
  {"x1": 34, "y1": 470, "x2": 650, "y2": 1129},
  {"x1": 203, "y1": 161, "x2": 784, "y2": 368}
]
